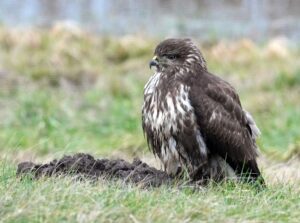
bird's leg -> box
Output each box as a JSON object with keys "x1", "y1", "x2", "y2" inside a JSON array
[{"x1": 189, "y1": 161, "x2": 211, "y2": 184}]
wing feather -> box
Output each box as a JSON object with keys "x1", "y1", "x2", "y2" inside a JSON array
[{"x1": 189, "y1": 71, "x2": 258, "y2": 161}]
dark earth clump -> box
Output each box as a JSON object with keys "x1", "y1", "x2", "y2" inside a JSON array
[{"x1": 17, "y1": 153, "x2": 173, "y2": 187}]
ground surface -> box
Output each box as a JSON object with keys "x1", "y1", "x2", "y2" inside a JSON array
[
  {"x1": 0, "y1": 26, "x2": 300, "y2": 222},
  {"x1": 1, "y1": 158, "x2": 300, "y2": 223},
  {"x1": 17, "y1": 153, "x2": 172, "y2": 187}
]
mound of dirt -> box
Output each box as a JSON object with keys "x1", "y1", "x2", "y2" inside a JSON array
[{"x1": 17, "y1": 153, "x2": 173, "y2": 187}]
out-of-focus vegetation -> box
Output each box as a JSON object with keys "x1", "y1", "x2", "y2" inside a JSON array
[{"x1": 0, "y1": 25, "x2": 300, "y2": 160}]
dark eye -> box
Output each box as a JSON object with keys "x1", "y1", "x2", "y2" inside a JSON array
[{"x1": 165, "y1": 54, "x2": 178, "y2": 60}]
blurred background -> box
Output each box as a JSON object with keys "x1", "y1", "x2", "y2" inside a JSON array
[
  {"x1": 1, "y1": 0, "x2": 300, "y2": 41},
  {"x1": 0, "y1": 0, "x2": 299, "y2": 164}
]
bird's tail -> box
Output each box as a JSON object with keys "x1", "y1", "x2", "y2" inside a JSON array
[{"x1": 228, "y1": 158, "x2": 266, "y2": 187}]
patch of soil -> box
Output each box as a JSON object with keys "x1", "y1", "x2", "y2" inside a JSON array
[{"x1": 17, "y1": 153, "x2": 173, "y2": 187}]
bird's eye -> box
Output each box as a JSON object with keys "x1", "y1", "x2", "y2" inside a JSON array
[{"x1": 166, "y1": 54, "x2": 177, "y2": 60}]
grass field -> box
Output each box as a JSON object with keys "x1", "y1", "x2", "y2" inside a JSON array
[{"x1": 0, "y1": 26, "x2": 300, "y2": 222}]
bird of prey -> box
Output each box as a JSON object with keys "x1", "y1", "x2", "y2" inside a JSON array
[{"x1": 142, "y1": 38, "x2": 265, "y2": 185}]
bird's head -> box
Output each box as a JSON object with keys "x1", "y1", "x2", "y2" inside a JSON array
[{"x1": 149, "y1": 38, "x2": 207, "y2": 72}]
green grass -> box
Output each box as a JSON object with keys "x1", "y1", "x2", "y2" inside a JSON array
[
  {"x1": 1, "y1": 162, "x2": 299, "y2": 223},
  {"x1": 0, "y1": 87, "x2": 144, "y2": 155},
  {"x1": 0, "y1": 27, "x2": 300, "y2": 222}
]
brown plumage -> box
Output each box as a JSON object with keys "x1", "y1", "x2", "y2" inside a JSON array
[{"x1": 142, "y1": 38, "x2": 265, "y2": 185}]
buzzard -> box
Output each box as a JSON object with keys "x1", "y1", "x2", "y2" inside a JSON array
[{"x1": 142, "y1": 38, "x2": 265, "y2": 185}]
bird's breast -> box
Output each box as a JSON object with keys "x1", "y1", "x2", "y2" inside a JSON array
[
  {"x1": 143, "y1": 77, "x2": 194, "y2": 136},
  {"x1": 142, "y1": 73, "x2": 208, "y2": 174}
]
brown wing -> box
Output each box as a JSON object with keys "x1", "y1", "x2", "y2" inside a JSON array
[{"x1": 188, "y1": 71, "x2": 258, "y2": 162}]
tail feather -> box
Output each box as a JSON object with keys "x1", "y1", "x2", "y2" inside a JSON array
[{"x1": 227, "y1": 158, "x2": 266, "y2": 187}]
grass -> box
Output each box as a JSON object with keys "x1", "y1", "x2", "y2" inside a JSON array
[
  {"x1": 0, "y1": 26, "x2": 300, "y2": 222},
  {"x1": 1, "y1": 162, "x2": 299, "y2": 223},
  {"x1": 0, "y1": 87, "x2": 144, "y2": 156}
]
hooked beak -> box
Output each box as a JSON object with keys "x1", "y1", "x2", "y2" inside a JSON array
[{"x1": 149, "y1": 55, "x2": 159, "y2": 69}]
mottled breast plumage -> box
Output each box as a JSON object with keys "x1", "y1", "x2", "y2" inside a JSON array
[{"x1": 142, "y1": 71, "x2": 207, "y2": 175}]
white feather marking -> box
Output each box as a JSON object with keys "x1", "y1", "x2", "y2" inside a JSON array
[
  {"x1": 186, "y1": 58, "x2": 194, "y2": 63},
  {"x1": 196, "y1": 130, "x2": 207, "y2": 156},
  {"x1": 159, "y1": 138, "x2": 180, "y2": 175},
  {"x1": 209, "y1": 111, "x2": 217, "y2": 122},
  {"x1": 144, "y1": 72, "x2": 161, "y2": 94}
]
